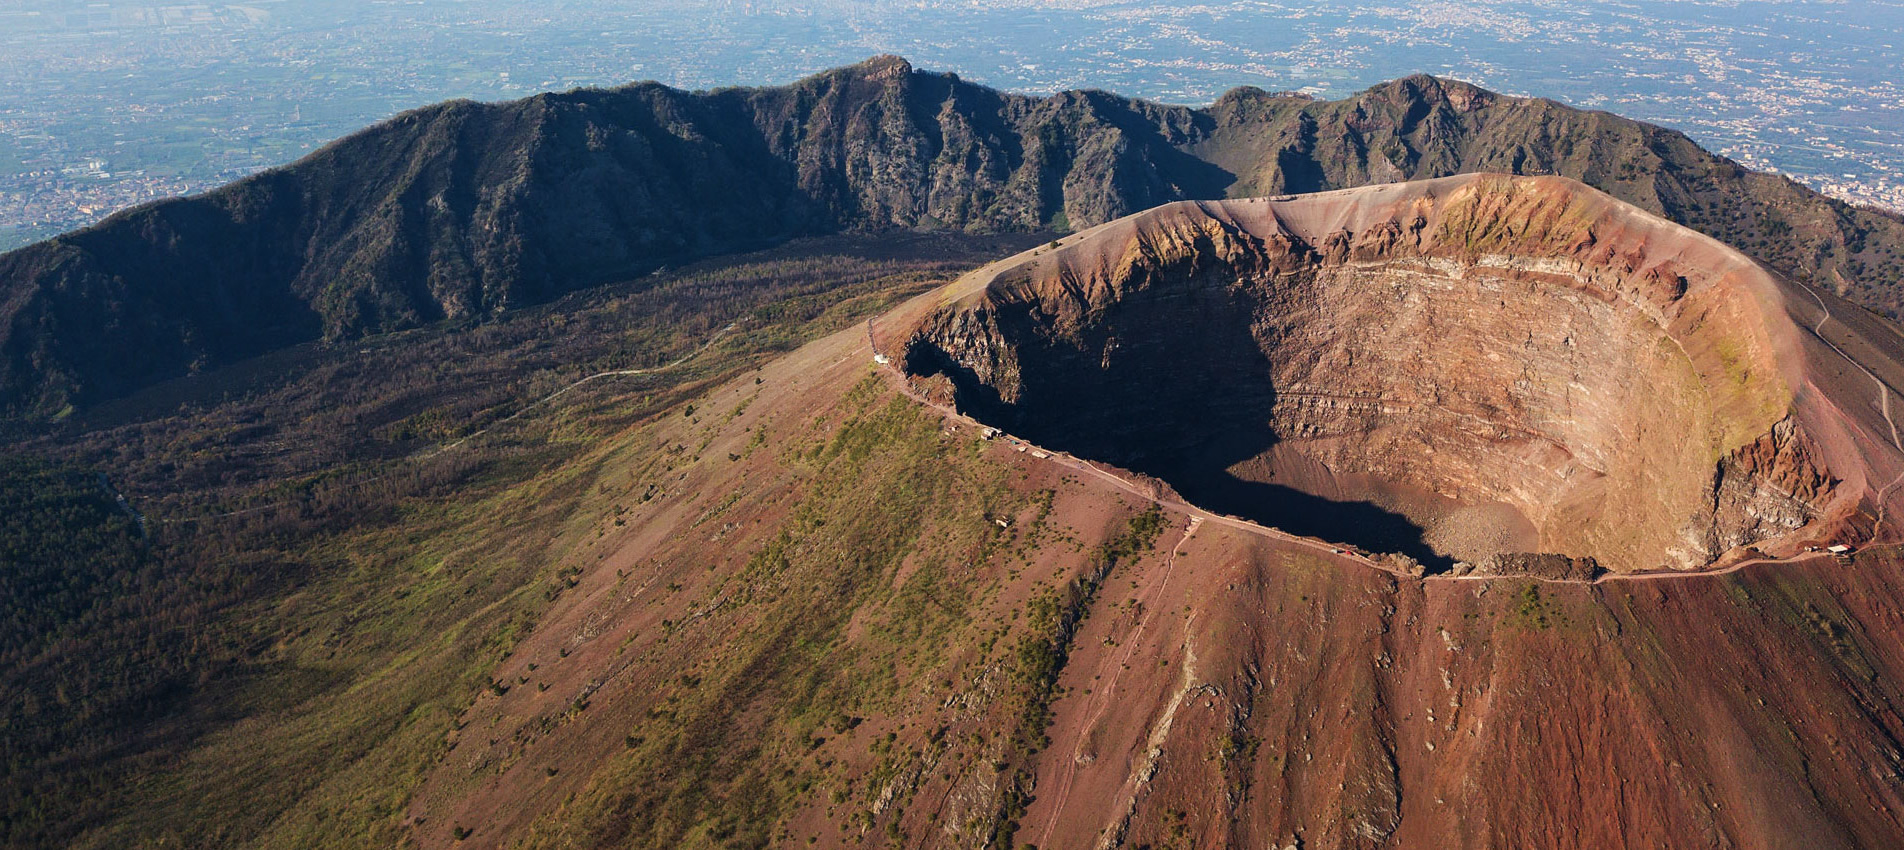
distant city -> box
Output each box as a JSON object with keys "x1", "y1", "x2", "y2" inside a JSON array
[{"x1": 3, "y1": 0, "x2": 1901, "y2": 252}]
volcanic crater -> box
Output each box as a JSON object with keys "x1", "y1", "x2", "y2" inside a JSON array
[{"x1": 888, "y1": 175, "x2": 1904, "y2": 574}]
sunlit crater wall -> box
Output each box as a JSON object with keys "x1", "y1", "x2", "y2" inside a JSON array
[{"x1": 902, "y1": 178, "x2": 1835, "y2": 572}]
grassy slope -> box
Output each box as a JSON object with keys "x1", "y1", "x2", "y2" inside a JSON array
[
  {"x1": 411, "y1": 348, "x2": 1170, "y2": 848},
  {"x1": 0, "y1": 238, "x2": 1032, "y2": 848}
]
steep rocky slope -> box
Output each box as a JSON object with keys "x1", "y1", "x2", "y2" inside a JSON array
[
  {"x1": 892, "y1": 175, "x2": 1904, "y2": 573},
  {"x1": 400, "y1": 307, "x2": 1904, "y2": 850},
  {"x1": 4, "y1": 57, "x2": 1903, "y2": 417}
]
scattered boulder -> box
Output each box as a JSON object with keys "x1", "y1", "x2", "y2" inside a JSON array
[
  {"x1": 1465, "y1": 553, "x2": 1603, "y2": 581},
  {"x1": 1378, "y1": 552, "x2": 1428, "y2": 578}
]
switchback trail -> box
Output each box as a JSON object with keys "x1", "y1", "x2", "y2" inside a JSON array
[
  {"x1": 1035, "y1": 516, "x2": 1201, "y2": 848},
  {"x1": 1801, "y1": 283, "x2": 1904, "y2": 531}
]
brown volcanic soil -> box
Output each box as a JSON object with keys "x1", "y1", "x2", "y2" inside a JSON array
[
  {"x1": 1020, "y1": 533, "x2": 1904, "y2": 850},
  {"x1": 396, "y1": 308, "x2": 1904, "y2": 850},
  {"x1": 890, "y1": 174, "x2": 1904, "y2": 574},
  {"x1": 391, "y1": 178, "x2": 1904, "y2": 848}
]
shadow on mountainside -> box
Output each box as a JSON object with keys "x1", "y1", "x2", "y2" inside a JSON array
[{"x1": 1124, "y1": 438, "x2": 1448, "y2": 570}]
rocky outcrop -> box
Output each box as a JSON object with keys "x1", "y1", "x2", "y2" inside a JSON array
[
  {"x1": 1450, "y1": 553, "x2": 1603, "y2": 580},
  {"x1": 1710, "y1": 417, "x2": 1834, "y2": 551}
]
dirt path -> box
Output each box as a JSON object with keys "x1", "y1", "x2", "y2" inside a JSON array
[
  {"x1": 1801, "y1": 283, "x2": 1904, "y2": 530},
  {"x1": 867, "y1": 319, "x2": 1830, "y2": 586},
  {"x1": 96, "y1": 472, "x2": 148, "y2": 540},
  {"x1": 435, "y1": 321, "x2": 739, "y2": 453},
  {"x1": 1034, "y1": 516, "x2": 1201, "y2": 848}
]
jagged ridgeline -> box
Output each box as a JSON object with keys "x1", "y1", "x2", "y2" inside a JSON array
[{"x1": 2, "y1": 55, "x2": 1902, "y2": 418}]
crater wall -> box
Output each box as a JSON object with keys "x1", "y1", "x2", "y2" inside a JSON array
[{"x1": 897, "y1": 176, "x2": 1849, "y2": 572}]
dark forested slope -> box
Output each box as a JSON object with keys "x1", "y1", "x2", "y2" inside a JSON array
[{"x1": 3, "y1": 56, "x2": 1901, "y2": 417}]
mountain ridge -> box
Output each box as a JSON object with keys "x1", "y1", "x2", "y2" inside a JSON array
[{"x1": 3, "y1": 56, "x2": 1902, "y2": 418}]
